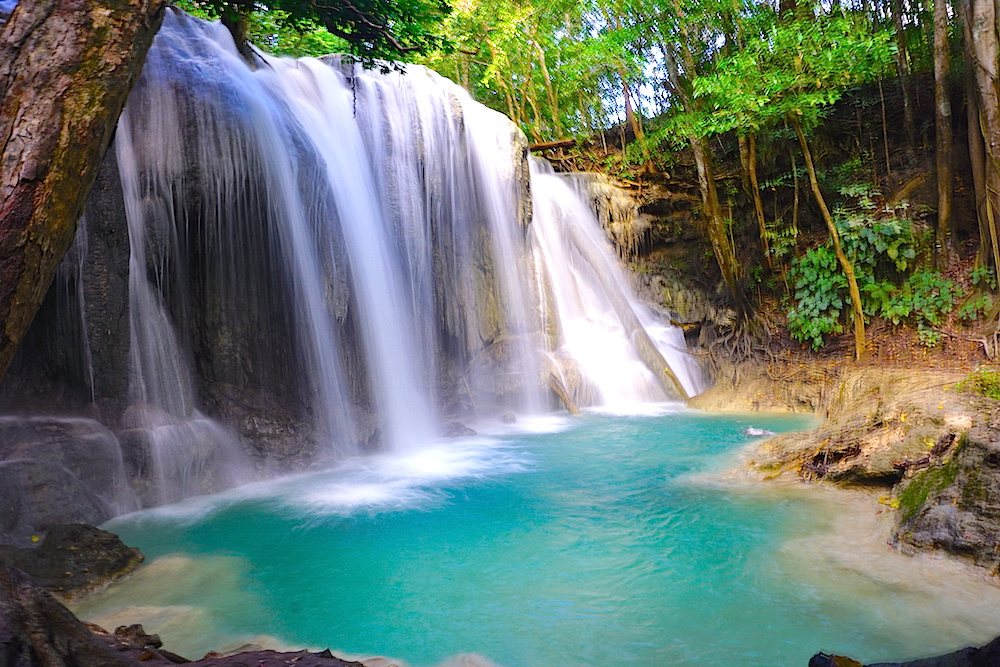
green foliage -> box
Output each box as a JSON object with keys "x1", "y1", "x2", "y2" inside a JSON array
[
  {"x1": 248, "y1": 11, "x2": 346, "y2": 57},
  {"x1": 767, "y1": 220, "x2": 799, "y2": 262},
  {"x1": 786, "y1": 198, "x2": 958, "y2": 350},
  {"x1": 957, "y1": 294, "x2": 992, "y2": 322},
  {"x1": 175, "y1": 0, "x2": 449, "y2": 63},
  {"x1": 873, "y1": 268, "x2": 959, "y2": 328},
  {"x1": 416, "y1": 0, "x2": 607, "y2": 140},
  {"x1": 787, "y1": 245, "x2": 846, "y2": 349},
  {"x1": 971, "y1": 264, "x2": 998, "y2": 290},
  {"x1": 956, "y1": 367, "x2": 1000, "y2": 401},
  {"x1": 682, "y1": 12, "x2": 896, "y2": 137}
]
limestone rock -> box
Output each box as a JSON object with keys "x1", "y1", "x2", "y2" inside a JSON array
[
  {"x1": 0, "y1": 417, "x2": 134, "y2": 540},
  {"x1": 735, "y1": 366, "x2": 972, "y2": 486},
  {"x1": 0, "y1": 461, "x2": 110, "y2": 540},
  {"x1": 443, "y1": 422, "x2": 477, "y2": 437},
  {"x1": 894, "y1": 425, "x2": 1000, "y2": 574},
  {"x1": 814, "y1": 632, "x2": 1000, "y2": 666}
]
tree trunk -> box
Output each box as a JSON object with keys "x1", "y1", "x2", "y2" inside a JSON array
[
  {"x1": 662, "y1": 40, "x2": 749, "y2": 318},
  {"x1": 0, "y1": 0, "x2": 168, "y2": 380},
  {"x1": 791, "y1": 149, "x2": 801, "y2": 246},
  {"x1": 739, "y1": 133, "x2": 773, "y2": 270},
  {"x1": 691, "y1": 134, "x2": 750, "y2": 319},
  {"x1": 523, "y1": 73, "x2": 545, "y2": 143},
  {"x1": 961, "y1": 0, "x2": 993, "y2": 267},
  {"x1": 891, "y1": 0, "x2": 917, "y2": 153},
  {"x1": 934, "y1": 0, "x2": 954, "y2": 265},
  {"x1": 793, "y1": 118, "x2": 867, "y2": 361},
  {"x1": 530, "y1": 38, "x2": 563, "y2": 137},
  {"x1": 966, "y1": 0, "x2": 1000, "y2": 273}
]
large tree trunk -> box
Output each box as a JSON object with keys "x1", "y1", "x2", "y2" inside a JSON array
[
  {"x1": 965, "y1": 0, "x2": 1000, "y2": 273},
  {"x1": 0, "y1": 0, "x2": 168, "y2": 380},
  {"x1": 961, "y1": 0, "x2": 994, "y2": 268},
  {"x1": 933, "y1": 0, "x2": 954, "y2": 265},
  {"x1": 793, "y1": 118, "x2": 867, "y2": 361}
]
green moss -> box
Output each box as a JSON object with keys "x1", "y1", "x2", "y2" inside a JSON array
[
  {"x1": 960, "y1": 470, "x2": 987, "y2": 507},
  {"x1": 955, "y1": 366, "x2": 1000, "y2": 400},
  {"x1": 898, "y1": 456, "x2": 961, "y2": 521}
]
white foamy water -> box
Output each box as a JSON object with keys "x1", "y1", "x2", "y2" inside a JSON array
[{"x1": 529, "y1": 159, "x2": 704, "y2": 411}]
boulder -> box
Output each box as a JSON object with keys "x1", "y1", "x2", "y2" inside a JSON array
[
  {"x1": 0, "y1": 460, "x2": 110, "y2": 540},
  {"x1": 0, "y1": 417, "x2": 135, "y2": 540},
  {"x1": 894, "y1": 425, "x2": 1000, "y2": 574},
  {"x1": 0, "y1": 417, "x2": 132, "y2": 501},
  {"x1": 0, "y1": 563, "x2": 135, "y2": 667},
  {"x1": 732, "y1": 367, "x2": 973, "y2": 486},
  {"x1": 810, "y1": 632, "x2": 1000, "y2": 666},
  {"x1": 443, "y1": 422, "x2": 477, "y2": 437},
  {"x1": 0, "y1": 524, "x2": 143, "y2": 598}
]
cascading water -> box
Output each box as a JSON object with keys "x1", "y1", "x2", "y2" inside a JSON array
[
  {"x1": 529, "y1": 160, "x2": 703, "y2": 408},
  {"x1": 20, "y1": 8, "x2": 701, "y2": 507},
  {"x1": 108, "y1": 8, "x2": 550, "y2": 495}
]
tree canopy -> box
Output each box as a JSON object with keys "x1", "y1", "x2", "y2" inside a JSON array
[{"x1": 176, "y1": 0, "x2": 450, "y2": 62}]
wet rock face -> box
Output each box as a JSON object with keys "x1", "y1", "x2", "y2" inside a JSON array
[
  {"x1": 894, "y1": 425, "x2": 1000, "y2": 574},
  {"x1": 0, "y1": 524, "x2": 143, "y2": 598},
  {"x1": 0, "y1": 418, "x2": 129, "y2": 498},
  {"x1": 813, "y1": 633, "x2": 1000, "y2": 666},
  {"x1": 0, "y1": 417, "x2": 134, "y2": 541},
  {"x1": 0, "y1": 145, "x2": 132, "y2": 422},
  {"x1": 0, "y1": 461, "x2": 110, "y2": 540}
]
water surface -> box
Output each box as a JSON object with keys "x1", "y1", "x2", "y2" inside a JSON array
[{"x1": 74, "y1": 410, "x2": 1000, "y2": 666}]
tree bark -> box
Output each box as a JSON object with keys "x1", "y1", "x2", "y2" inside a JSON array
[
  {"x1": 530, "y1": 38, "x2": 563, "y2": 137},
  {"x1": 793, "y1": 118, "x2": 867, "y2": 361},
  {"x1": 739, "y1": 133, "x2": 773, "y2": 271},
  {"x1": 960, "y1": 0, "x2": 993, "y2": 268},
  {"x1": 966, "y1": 0, "x2": 1000, "y2": 273},
  {"x1": 662, "y1": 40, "x2": 750, "y2": 318},
  {"x1": 0, "y1": 0, "x2": 168, "y2": 380},
  {"x1": 933, "y1": 0, "x2": 954, "y2": 265},
  {"x1": 691, "y1": 133, "x2": 750, "y2": 319}
]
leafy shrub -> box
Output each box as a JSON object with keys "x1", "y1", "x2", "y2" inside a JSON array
[
  {"x1": 957, "y1": 294, "x2": 992, "y2": 322},
  {"x1": 786, "y1": 197, "x2": 957, "y2": 350},
  {"x1": 971, "y1": 264, "x2": 997, "y2": 290},
  {"x1": 787, "y1": 246, "x2": 846, "y2": 349}
]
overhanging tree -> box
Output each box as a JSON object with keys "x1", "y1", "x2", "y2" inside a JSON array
[
  {"x1": 0, "y1": 0, "x2": 455, "y2": 383},
  {"x1": 0, "y1": 0, "x2": 169, "y2": 380},
  {"x1": 179, "y1": 0, "x2": 450, "y2": 65}
]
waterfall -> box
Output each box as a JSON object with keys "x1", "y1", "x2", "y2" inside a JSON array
[
  {"x1": 110, "y1": 8, "x2": 544, "y2": 483},
  {"x1": 8, "y1": 8, "x2": 703, "y2": 508},
  {"x1": 529, "y1": 160, "x2": 703, "y2": 409}
]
